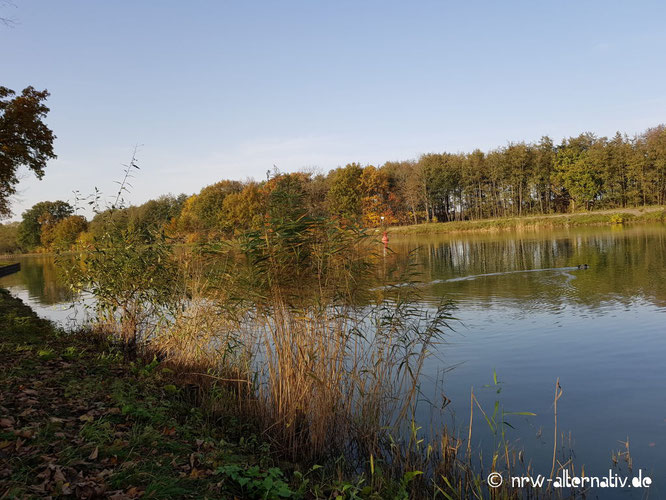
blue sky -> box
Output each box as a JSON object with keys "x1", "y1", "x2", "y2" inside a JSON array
[{"x1": 2, "y1": 0, "x2": 666, "y2": 220}]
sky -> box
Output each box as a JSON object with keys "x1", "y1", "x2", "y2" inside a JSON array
[{"x1": 2, "y1": 0, "x2": 666, "y2": 221}]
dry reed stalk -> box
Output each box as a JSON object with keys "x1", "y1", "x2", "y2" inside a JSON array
[{"x1": 549, "y1": 378, "x2": 563, "y2": 486}]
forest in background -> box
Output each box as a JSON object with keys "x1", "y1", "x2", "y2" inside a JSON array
[{"x1": 2, "y1": 124, "x2": 666, "y2": 253}]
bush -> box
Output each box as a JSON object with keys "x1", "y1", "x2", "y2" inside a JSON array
[{"x1": 65, "y1": 223, "x2": 182, "y2": 356}]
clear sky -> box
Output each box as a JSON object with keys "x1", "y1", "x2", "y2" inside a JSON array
[{"x1": 2, "y1": 0, "x2": 666, "y2": 220}]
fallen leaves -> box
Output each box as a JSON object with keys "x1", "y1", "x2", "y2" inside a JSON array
[{"x1": 0, "y1": 417, "x2": 14, "y2": 428}]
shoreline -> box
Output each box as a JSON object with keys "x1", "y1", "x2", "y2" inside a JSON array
[{"x1": 386, "y1": 206, "x2": 666, "y2": 235}]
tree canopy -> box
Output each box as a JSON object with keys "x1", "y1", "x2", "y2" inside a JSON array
[
  {"x1": 17, "y1": 200, "x2": 72, "y2": 251},
  {"x1": 0, "y1": 86, "x2": 56, "y2": 217}
]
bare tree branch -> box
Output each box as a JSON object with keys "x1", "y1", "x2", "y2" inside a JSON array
[{"x1": 0, "y1": 0, "x2": 17, "y2": 28}]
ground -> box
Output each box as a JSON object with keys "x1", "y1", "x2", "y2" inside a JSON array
[{"x1": 0, "y1": 289, "x2": 312, "y2": 499}]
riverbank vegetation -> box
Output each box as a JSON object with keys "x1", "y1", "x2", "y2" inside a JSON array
[{"x1": 5, "y1": 124, "x2": 666, "y2": 254}]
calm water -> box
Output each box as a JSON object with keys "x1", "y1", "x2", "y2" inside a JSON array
[{"x1": 2, "y1": 224, "x2": 665, "y2": 498}]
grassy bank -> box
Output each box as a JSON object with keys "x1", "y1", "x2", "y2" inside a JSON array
[
  {"x1": 387, "y1": 206, "x2": 666, "y2": 235},
  {"x1": 0, "y1": 289, "x2": 347, "y2": 499}
]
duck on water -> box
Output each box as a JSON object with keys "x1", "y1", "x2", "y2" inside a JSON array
[{"x1": 577, "y1": 264, "x2": 589, "y2": 270}]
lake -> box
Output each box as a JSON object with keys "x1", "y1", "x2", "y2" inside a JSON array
[{"x1": 2, "y1": 224, "x2": 665, "y2": 497}]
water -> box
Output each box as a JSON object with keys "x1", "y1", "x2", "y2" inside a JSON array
[
  {"x1": 388, "y1": 224, "x2": 666, "y2": 498},
  {"x1": 2, "y1": 224, "x2": 665, "y2": 498},
  {"x1": 0, "y1": 254, "x2": 87, "y2": 326}
]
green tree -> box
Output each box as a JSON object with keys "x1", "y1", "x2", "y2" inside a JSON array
[
  {"x1": 17, "y1": 200, "x2": 73, "y2": 250},
  {"x1": 532, "y1": 136, "x2": 555, "y2": 213},
  {"x1": 0, "y1": 87, "x2": 56, "y2": 217},
  {"x1": 0, "y1": 221, "x2": 20, "y2": 254},
  {"x1": 643, "y1": 126, "x2": 666, "y2": 205},
  {"x1": 462, "y1": 149, "x2": 487, "y2": 219},
  {"x1": 326, "y1": 163, "x2": 363, "y2": 222},
  {"x1": 604, "y1": 132, "x2": 631, "y2": 207},
  {"x1": 418, "y1": 153, "x2": 460, "y2": 222},
  {"x1": 555, "y1": 134, "x2": 602, "y2": 211},
  {"x1": 265, "y1": 173, "x2": 308, "y2": 221},
  {"x1": 502, "y1": 143, "x2": 532, "y2": 216}
]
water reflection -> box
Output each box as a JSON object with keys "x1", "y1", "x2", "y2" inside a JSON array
[
  {"x1": 0, "y1": 254, "x2": 72, "y2": 305},
  {"x1": 389, "y1": 224, "x2": 666, "y2": 310},
  {"x1": 0, "y1": 254, "x2": 82, "y2": 325}
]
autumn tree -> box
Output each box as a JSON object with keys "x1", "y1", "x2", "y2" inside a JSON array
[
  {"x1": 220, "y1": 182, "x2": 264, "y2": 234},
  {"x1": 359, "y1": 165, "x2": 395, "y2": 226},
  {"x1": 174, "y1": 180, "x2": 242, "y2": 239},
  {"x1": 48, "y1": 215, "x2": 88, "y2": 250},
  {"x1": 0, "y1": 87, "x2": 56, "y2": 217},
  {"x1": 17, "y1": 200, "x2": 72, "y2": 250}
]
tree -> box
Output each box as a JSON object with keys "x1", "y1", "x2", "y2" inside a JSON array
[
  {"x1": 359, "y1": 165, "x2": 395, "y2": 226},
  {"x1": 48, "y1": 215, "x2": 88, "y2": 250},
  {"x1": 125, "y1": 194, "x2": 187, "y2": 239},
  {"x1": 555, "y1": 134, "x2": 601, "y2": 211},
  {"x1": 0, "y1": 0, "x2": 17, "y2": 28},
  {"x1": 502, "y1": 143, "x2": 532, "y2": 216},
  {"x1": 532, "y1": 136, "x2": 555, "y2": 213},
  {"x1": 265, "y1": 172, "x2": 309, "y2": 221},
  {"x1": 417, "y1": 154, "x2": 460, "y2": 222},
  {"x1": 604, "y1": 132, "x2": 631, "y2": 207},
  {"x1": 220, "y1": 182, "x2": 264, "y2": 234},
  {"x1": 643, "y1": 126, "x2": 666, "y2": 205},
  {"x1": 17, "y1": 200, "x2": 72, "y2": 250},
  {"x1": 382, "y1": 160, "x2": 421, "y2": 224},
  {"x1": 174, "y1": 180, "x2": 242, "y2": 237},
  {"x1": 326, "y1": 163, "x2": 363, "y2": 222},
  {"x1": 0, "y1": 221, "x2": 20, "y2": 253},
  {"x1": 0, "y1": 86, "x2": 56, "y2": 217}
]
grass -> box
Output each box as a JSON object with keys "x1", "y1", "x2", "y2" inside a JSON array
[{"x1": 387, "y1": 206, "x2": 666, "y2": 235}]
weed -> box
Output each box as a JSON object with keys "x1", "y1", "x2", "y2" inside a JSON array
[{"x1": 215, "y1": 464, "x2": 297, "y2": 499}]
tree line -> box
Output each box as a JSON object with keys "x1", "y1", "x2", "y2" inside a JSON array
[{"x1": 3, "y1": 124, "x2": 666, "y2": 252}]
